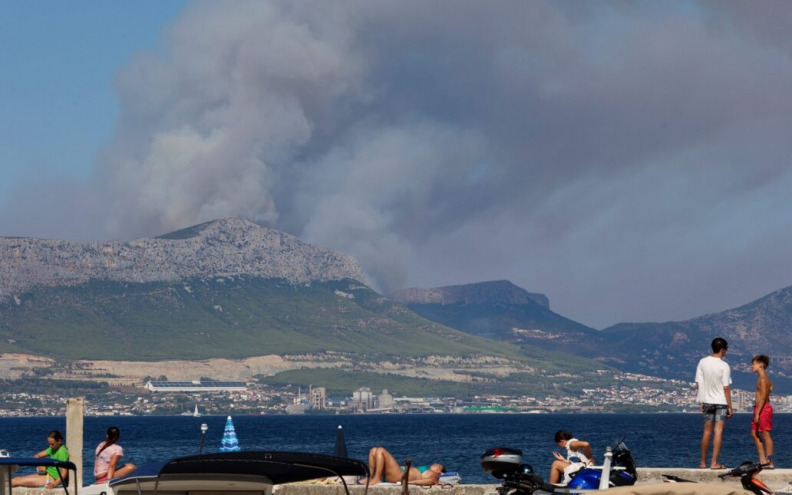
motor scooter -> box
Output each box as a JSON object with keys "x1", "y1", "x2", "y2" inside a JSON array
[{"x1": 481, "y1": 440, "x2": 637, "y2": 494}]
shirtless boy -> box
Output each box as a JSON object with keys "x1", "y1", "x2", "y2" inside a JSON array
[{"x1": 750, "y1": 354, "x2": 774, "y2": 468}]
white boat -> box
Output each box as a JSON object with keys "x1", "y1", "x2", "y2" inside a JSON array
[
  {"x1": 81, "y1": 451, "x2": 368, "y2": 495},
  {"x1": 179, "y1": 405, "x2": 201, "y2": 417}
]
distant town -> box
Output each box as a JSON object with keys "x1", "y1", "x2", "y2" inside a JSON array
[{"x1": 1, "y1": 372, "x2": 789, "y2": 417}]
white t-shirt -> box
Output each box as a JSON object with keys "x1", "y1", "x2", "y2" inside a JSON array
[
  {"x1": 565, "y1": 438, "x2": 590, "y2": 464},
  {"x1": 561, "y1": 438, "x2": 591, "y2": 484},
  {"x1": 695, "y1": 355, "x2": 731, "y2": 404}
]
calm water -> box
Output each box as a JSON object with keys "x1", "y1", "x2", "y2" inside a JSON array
[{"x1": 0, "y1": 413, "x2": 787, "y2": 484}]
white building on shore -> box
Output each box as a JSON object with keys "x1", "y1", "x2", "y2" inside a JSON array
[{"x1": 144, "y1": 380, "x2": 247, "y2": 392}]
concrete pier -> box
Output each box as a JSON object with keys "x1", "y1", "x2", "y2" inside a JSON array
[
  {"x1": 637, "y1": 466, "x2": 791, "y2": 486},
  {"x1": 279, "y1": 468, "x2": 792, "y2": 493},
  {"x1": 11, "y1": 468, "x2": 791, "y2": 495}
]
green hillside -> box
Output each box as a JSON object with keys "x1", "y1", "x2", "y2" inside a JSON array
[
  {"x1": 0, "y1": 277, "x2": 522, "y2": 360},
  {"x1": 403, "y1": 300, "x2": 597, "y2": 342}
]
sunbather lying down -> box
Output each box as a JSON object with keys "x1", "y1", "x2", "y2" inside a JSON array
[{"x1": 364, "y1": 446, "x2": 445, "y2": 486}]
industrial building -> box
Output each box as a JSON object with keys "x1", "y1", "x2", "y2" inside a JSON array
[{"x1": 144, "y1": 380, "x2": 247, "y2": 392}]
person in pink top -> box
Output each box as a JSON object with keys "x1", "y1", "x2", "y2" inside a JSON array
[{"x1": 94, "y1": 427, "x2": 137, "y2": 484}]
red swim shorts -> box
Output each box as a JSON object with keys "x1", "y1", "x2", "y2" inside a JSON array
[{"x1": 751, "y1": 403, "x2": 773, "y2": 432}]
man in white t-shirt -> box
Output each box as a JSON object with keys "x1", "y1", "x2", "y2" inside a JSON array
[{"x1": 695, "y1": 337, "x2": 733, "y2": 470}]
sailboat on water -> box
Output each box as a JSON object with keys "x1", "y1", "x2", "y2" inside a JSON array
[{"x1": 182, "y1": 404, "x2": 201, "y2": 417}]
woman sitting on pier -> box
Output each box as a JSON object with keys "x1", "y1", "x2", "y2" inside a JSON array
[{"x1": 94, "y1": 426, "x2": 137, "y2": 484}]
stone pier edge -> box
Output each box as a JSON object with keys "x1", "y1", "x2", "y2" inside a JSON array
[{"x1": 13, "y1": 468, "x2": 792, "y2": 495}]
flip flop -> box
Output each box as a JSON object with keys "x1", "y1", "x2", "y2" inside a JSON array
[
  {"x1": 697, "y1": 465, "x2": 707, "y2": 469},
  {"x1": 710, "y1": 464, "x2": 727, "y2": 470}
]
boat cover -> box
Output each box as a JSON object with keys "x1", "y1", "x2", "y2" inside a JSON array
[
  {"x1": 0, "y1": 458, "x2": 77, "y2": 494},
  {"x1": 109, "y1": 451, "x2": 368, "y2": 487}
]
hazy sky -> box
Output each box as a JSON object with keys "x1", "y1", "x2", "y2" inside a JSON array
[{"x1": 2, "y1": 1, "x2": 792, "y2": 329}]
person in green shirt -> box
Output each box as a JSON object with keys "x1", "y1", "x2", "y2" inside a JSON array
[{"x1": 12, "y1": 430, "x2": 70, "y2": 488}]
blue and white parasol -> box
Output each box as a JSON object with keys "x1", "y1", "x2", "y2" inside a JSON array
[{"x1": 219, "y1": 415, "x2": 241, "y2": 452}]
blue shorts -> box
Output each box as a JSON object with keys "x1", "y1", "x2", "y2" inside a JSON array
[{"x1": 702, "y1": 403, "x2": 728, "y2": 422}]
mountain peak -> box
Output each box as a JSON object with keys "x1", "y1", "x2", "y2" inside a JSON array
[
  {"x1": 391, "y1": 280, "x2": 550, "y2": 308},
  {"x1": 0, "y1": 218, "x2": 366, "y2": 300},
  {"x1": 156, "y1": 218, "x2": 262, "y2": 240}
]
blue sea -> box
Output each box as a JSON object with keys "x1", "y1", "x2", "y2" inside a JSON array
[{"x1": 1, "y1": 413, "x2": 787, "y2": 485}]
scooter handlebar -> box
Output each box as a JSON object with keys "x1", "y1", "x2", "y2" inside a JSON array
[{"x1": 717, "y1": 462, "x2": 765, "y2": 479}]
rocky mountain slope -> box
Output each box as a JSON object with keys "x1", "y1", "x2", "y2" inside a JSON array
[{"x1": 0, "y1": 218, "x2": 366, "y2": 301}]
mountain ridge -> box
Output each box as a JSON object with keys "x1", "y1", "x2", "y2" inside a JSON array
[
  {"x1": 594, "y1": 285, "x2": 792, "y2": 390},
  {"x1": 391, "y1": 280, "x2": 550, "y2": 308},
  {"x1": 391, "y1": 280, "x2": 597, "y2": 345},
  {"x1": 0, "y1": 218, "x2": 366, "y2": 301},
  {"x1": 396, "y1": 281, "x2": 792, "y2": 392}
]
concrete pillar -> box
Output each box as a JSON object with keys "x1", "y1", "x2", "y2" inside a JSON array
[{"x1": 66, "y1": 398, "x2": 84, "y2": 489}]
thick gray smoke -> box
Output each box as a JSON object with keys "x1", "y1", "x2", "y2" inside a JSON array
[
  {"x1": 101, "y1": 0, "x2": 523, "y2": 291},
  {"x1": 4, "y1": 0, "x2": 792, "y2": 327}
]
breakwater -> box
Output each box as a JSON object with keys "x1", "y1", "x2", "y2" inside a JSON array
[{"x1": 10, "y1": 469, "x2": 792, "y2": 495}]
